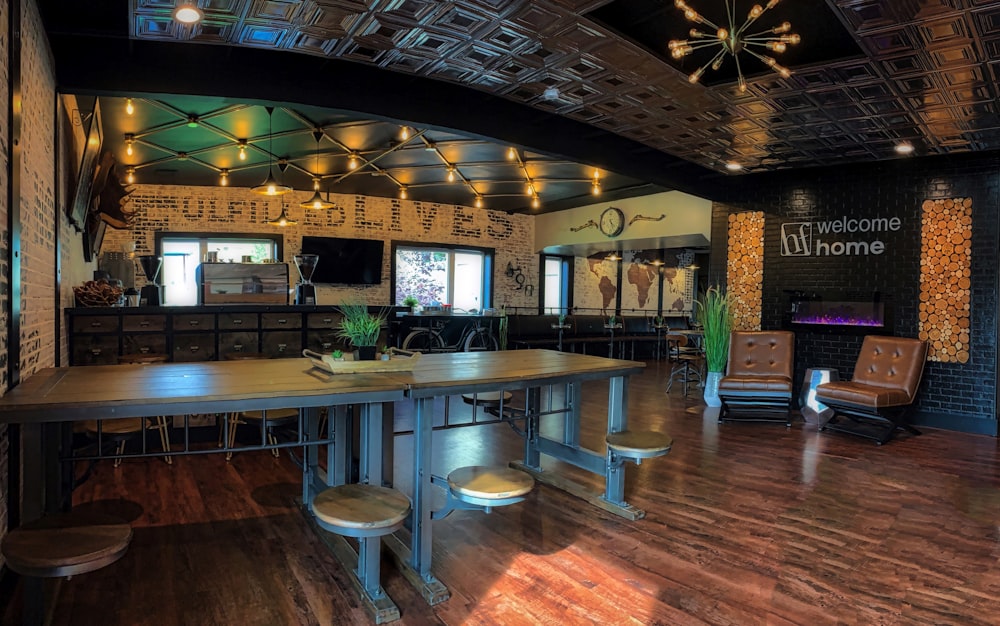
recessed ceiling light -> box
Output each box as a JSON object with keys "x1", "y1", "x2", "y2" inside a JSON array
[
  {"x1": 895, "y1": 142, "x2": 914, "y2": 155},
  {"x1": 542, "y1": 86, "x2": 561, "y2": 101},
  {"x1": 725, "y1": 161, "x2": 743, "y2": 171},
  {"x1": 173, "y1": 3, "x2": 203, "y2": 24}
]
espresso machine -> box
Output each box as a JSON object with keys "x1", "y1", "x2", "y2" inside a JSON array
[
  {"x1": 293, "y1": 254, "x2": 318, "y2": 305},
  {"x1": 137, "y1": 255, "x2": 163, "y2": 306}
]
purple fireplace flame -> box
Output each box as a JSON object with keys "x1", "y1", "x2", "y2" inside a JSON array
[{"x1": 792, "y1": 301, "x2": 884, "y2": 327}]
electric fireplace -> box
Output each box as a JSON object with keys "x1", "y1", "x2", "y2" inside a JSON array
[{"x1": 791, "y1": 301, "x2": 884, "y2": 327}]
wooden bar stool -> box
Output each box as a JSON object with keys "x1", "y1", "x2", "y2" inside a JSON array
[
  {"x1": 311, "y1": 484, "x2": 410, "y2": 623},
  {"x1": 431, "y1": 465, "x2": 534, "y2": 519},
  {"x1": 220, "y1": 352, "x2": 299, "y2": 459},
  {"x1": 80, "y1": 354, "x2": 173, "y2": 466},
  {"x1": 2, "y1": 513, "x2": 132, "y2": 625},
  {"x1": 605, "y1": 431, "x2": 673, "y2": 465}
]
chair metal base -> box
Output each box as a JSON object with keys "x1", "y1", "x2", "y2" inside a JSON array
[
  {"x1": 718, "y1": 394, "x2": 794, "y2": 427},
  {"x1": 819, "y1": 404, "x2": 921, "y2": 445}
]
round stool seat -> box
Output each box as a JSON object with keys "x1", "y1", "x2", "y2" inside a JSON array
[
  {"x1": 312, "y1": 484, "x2": 410, "y2": 537},
  {"x1": 606, "y1": 430, "x2": 674, "y2": 459},
  {"x1": 239, "y1": 408, "x2": 299, "y2": 421},
  {"x1": 447, "y1": 466, "x2": 534, "y2": 500},
  {"x1": 461, "y1": 391, "x2": 513, "y2": 406},
  {"x1": 82, "y1": 418, "x2": 146, "y2": 437},
  {"x1": 118, "y1": 353, "x2": 169, "y2": 364},
  {"x1": 2, "y1": 513, "x2": 132, "y2": 578}
]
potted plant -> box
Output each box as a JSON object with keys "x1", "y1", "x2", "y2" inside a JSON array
[
  {"x1": 331, "y1": 349, "x2": 345, "y2": 362},
  {"x1": 336, "y1": 302, "x2": 388, "y2": 361},
  {"x1": 696, "y1": 284, "x2": 733, "y2": 407},
  {"x1": 402, "y1": 295, "x2": 419, "y2": 314}
]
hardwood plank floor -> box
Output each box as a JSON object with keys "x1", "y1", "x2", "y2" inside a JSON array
[{"x1": 7, "y1": 359, "x2": 1000, "y2": 625}]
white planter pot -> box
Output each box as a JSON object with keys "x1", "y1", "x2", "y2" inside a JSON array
[{"x1": 703, "y1": 371, "x2": 722, "y2": 407}]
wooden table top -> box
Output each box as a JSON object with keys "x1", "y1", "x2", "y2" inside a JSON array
[
  {"x1": 0, "y1": 358, "x2": 406, "y2": 424},
  {"x1": 388, "y1": 349, "x2": 645, "y2": 397},
  {"x1": 0, "y1": 350, "x2": 644, "y2": 424}
]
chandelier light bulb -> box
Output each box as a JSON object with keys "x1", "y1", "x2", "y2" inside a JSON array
[{"x1": 668, "y1": 0, "x2": 799, "y2": 93}]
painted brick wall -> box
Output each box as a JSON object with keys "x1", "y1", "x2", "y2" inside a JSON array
[
  {"x1": 710, "y1": 154, "x2": 1000, "y2": 434},
  {"x1": 100, "y1": 185, "x2": 537, "y2": 310}
]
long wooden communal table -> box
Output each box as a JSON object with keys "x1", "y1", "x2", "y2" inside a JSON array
[
  {"x1": 382, "y1": 349, "x2": 646, "y2": 605},
  {"x1": 0, "y1": 358, "x2": 407, "y2": 625}
]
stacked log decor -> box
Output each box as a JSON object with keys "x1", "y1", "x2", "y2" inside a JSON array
[
  {"x1": 919, "y1": 197, "x2": 971, "y2": 364},
  {"x1": 726, "y1": 211, "x2": 764, "y2": 331}
]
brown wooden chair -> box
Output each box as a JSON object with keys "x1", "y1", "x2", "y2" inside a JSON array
[
  {"x1": 718, "y1": 330, "x2": 795, "y2": 426},
  {"x1": 814, "y1": 335, "x2": 928, "y2": 445}
]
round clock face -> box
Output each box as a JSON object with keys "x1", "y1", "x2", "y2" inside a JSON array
[{"x1": 600, "y1": 207, "x2": 625, "y2": 237}]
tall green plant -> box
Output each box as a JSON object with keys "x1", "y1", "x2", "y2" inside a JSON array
[
  {"x1": 336, "y1": 302, "x2": 387, "y2": 347},
  {"x1": 696, "y1": 285, "x2": 732, "y2": 373}
]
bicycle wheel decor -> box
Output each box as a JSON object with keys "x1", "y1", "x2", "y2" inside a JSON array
[
  {"x1": 402, "y1": 329, "x2": 446, "y2": 353},
  {"x1": 303, "y1": 348, "x2": 421, "y2": 375},
  {"x1": 463, "y1": 329, "x2": 499, "y2": 352}
]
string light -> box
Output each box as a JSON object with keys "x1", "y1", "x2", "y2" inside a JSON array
[
  {"x1": 531, "y1": 194, "x2": 540, "y2": 209},
  {"x1": 474, "y1": 195, "x2": 484, "y2": 208},
  {"x1": 348, "y1": 152, "x2": 359, "y2": 170},
  {"x1": 125, "y1": 134, "x2": 134, "y2": 156},
  {"x1": 238, "y1": 140, "x2": 247, "y2": 161},
  {"x1": 125, "y1": 98, "x2": 134, "y2": 115},
  {"x1": 591, "y1": 180, "x2": 601, "y2": 195},
  {"x1": 219, "y1": 169, "x2": 229, "y2": 186},
  {"x1": 400, "y1": 126, "x2": 410, "y2": 141},
  {"x1": 525, "y1": 181, "x2": 534, "y2": 196},
  {"x1": 126, "y1": 167, "x2": 135, "y2": 184},
  {"x1": 399, "y1": 186, "x2": 408, "y2": 200},
  {"x1": 447, "y1": 166, "x2": 456, "y2": 182},
  {"x1": 507, "y1": 146, "x2": 517, "y2": 160}
]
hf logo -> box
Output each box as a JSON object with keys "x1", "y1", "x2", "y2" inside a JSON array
[
  {"x1": 779, "y1": 216, "x2": 899, "y2": 257},
  {"x1": 780, "y1": 222, "x2": 811, "y2": 257}
]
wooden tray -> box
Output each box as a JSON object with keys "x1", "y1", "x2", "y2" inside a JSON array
[{"x1": 303, "y1": 348, "x2": 421, "y2": 375}]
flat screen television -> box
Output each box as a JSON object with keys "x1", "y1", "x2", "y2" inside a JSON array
[{"x1": 300, "y1": 236, "x2": 384, "y2": 285}]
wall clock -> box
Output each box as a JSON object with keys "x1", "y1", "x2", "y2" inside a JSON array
[{"x1": 599, "y1": 206, "x2": 625, "y2": 237}]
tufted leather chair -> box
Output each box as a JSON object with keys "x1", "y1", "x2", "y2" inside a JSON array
[
  {"x1": 815, "y1": 335, "x2": 928, "y2": 445},
  {"x1": 718, "y1": 331, "x2": 795, "y2": 425}
]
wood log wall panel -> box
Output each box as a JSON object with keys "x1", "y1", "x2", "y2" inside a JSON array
[
  {"x1": 726, "y1": 211, "x2": 764, "y2": 331},
  {"x1": 919, "y1": 197, "x2": 972, "y2": 364}
]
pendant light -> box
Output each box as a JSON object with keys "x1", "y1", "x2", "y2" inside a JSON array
[
  {"x1": 301, "y1": 130, "x2": 335, "y2": 209},
  {"x1": 252, "y1": 106, "x2": 291, "y2": 196},
  {"x1": 267, "y1": 199, "x2": 297, "y2": 227}
]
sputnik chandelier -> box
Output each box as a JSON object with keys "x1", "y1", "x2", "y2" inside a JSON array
[{"x1": 668, "y1": 0, "x2": 800, "y2": 93}]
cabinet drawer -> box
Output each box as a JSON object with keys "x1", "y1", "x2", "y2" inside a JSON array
[
  {"x1": 219, "y1": 332, "x2": 260, "y2": 356},
  {"x1": 173, "y1": 314, "x2": 216, "y2": 331},
  {"x1": 173, "y1": 333, "x2": 217, "y2": 362},
  {"x1": 262, "y1": 313, "x2": 302, "y2": 330},
  {"x1": 305, "y1": 330, "x2": 341, "y2": 353},
  {"x1": 219, "y1": 313, "x2": 259, "y2": 330},
  {"x1": 261, "y1": 331, "x2": 302, "y2": 358},
  {"x1": 72, "y1": 316, "x2": 120, "y2": 334},
  {"x1": 71, "y1": 336, "x2": 119, "y2": 365},
  {"x1": 121, "y1": 315, "x2": 166, "y2": 332},
  {"x1": 123, "y1": 335, "x2": 168, "y2": 357},
  {"x1": 306, "y1": 312, "x2": 341, "y2": 330}
]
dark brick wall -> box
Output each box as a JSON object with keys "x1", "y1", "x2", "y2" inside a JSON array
[{"x1": 710, "y1": 153, "x2": 999, "y2": 435}]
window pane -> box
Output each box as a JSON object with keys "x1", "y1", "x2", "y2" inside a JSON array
[
  {"x1": 208, "y1": 239, "x2": 274, "y2": 263},
  {"x1": 453, "y1": 251, "x2": 484, "y2": 312},
  {"x1": 161, "y1": 240, "x2": 200, "y2": 306},
  {"x1": 543, "y1": 257, "x2": 563, "y2": 312},
  {"x1": 395, "y1": 248, "x2": 448, "y2": 306}
]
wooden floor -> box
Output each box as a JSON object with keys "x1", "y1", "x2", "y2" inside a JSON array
[{"x1": 8, "y1": 359, "x2": 1000, "y2": 625}]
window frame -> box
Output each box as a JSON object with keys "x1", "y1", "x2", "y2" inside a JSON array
[
  {"x1": 390, "y1": 240, "x2": 494, "y2": 311},
  {"x1": 538, "y1": 254, "x2": 573, "y2": 315}
]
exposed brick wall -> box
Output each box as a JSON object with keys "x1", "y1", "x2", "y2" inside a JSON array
[
  {"x1": 0, "y1": 0, "x2": 10, "y2": 554},
  {"x1": 711, "y1": 154, "x2": 1000, "y2": 435},
  {"x1": 99, "y1": 185, "x2": 537, "y2": 310}
]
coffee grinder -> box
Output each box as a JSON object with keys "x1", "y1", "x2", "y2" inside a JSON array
[
  {"x1": 137, "y1": 255, "x2": 163, "y2": 306},
  {"x1": 293, "y1": 254, "x2": 318, "y2": 305}
]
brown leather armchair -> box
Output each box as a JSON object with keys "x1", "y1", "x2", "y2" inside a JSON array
[
  {"x1": 718, "y1": 330, "x2": 795, "y2": 426},
  {"x1": 814, "y1": 335, "x2": 928, "y2": 445}
]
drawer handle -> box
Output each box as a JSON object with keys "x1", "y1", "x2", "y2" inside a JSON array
[
  {"x1": 140, "y1": 321, "x2": 150, "y2": 328},
  {"x1": 277, "y1": 319, "x2": 288, "y2": 325},
  {"x1": 321, "y1": 342, "x2": 332, "y2": 350},
  {"x1": 90, "y1": 348, "x2": 102, "y2": 356},
  {"x1": 322, "y1": 318, "x2": 332, "y2": 323},
  {"x1": 140, "y1": 347, "x2": 150, "y2": 354},
  {"x1": 90, "y1": 321, "x2": 103, "y2": 328},
  {"x1": 188, "y1": 320, "x2": 200, "y2": 327},
  {"x1": 277, "y1": 344, "x2": 287, "y2": 352},
  {"x1": 233, "y1": 319, "x2": 243, "y2": 325},
  {"x1": 189, "y1": 346, "x2": 200, "y2": 353},
  {"x1": 233, "y1": 343, "x2": 243, "y2": 351}
]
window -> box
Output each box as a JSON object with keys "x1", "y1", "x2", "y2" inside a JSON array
[
  {"x1": 156, "y1": 233, "x2": 282, "y2": 306},
  {"x1": 541, "y1": 255, "x2": 572, "y2": 314},
  {"x1": 392, "y1": 243, "x2": 493, "y2": 313}
]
